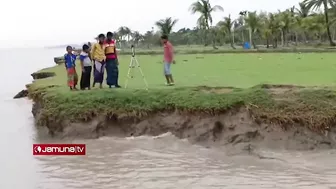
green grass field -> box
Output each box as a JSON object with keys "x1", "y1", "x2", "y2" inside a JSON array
[
  {"x1": 43, "y1": 53, "x2": 336, "y2": 89},
  {"x1": 30, "y1": 53, "x2": 336, "y2": 131}
]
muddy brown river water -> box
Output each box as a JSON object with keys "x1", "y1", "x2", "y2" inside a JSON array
[{"x1": 0, "y1": 49, "x2": 335, "y2": 189}]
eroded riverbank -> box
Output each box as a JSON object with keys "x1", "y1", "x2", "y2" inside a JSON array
[
  {"x1": 31, "y1": 104, "x2": 336, "y2": 150},
  {"x1": 22, "y1": 70, "x2": 336, "y2": 151}
]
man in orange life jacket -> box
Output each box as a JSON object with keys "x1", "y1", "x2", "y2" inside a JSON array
[{"x1": 104, "y1": 32, "x2": 121, "y2": 88}]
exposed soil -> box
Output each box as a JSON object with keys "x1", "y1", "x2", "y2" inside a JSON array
[
  {"x1": 263, "y1": 84, "x2": 303, "y2": 102},
  {"x1": 265, "y1": 85, "x2": 300, "y2": 94},
  {"x1": 27, "y1": 72, "x2": 336, "y2": 151},
  {"x1": 196, "y1": 86, "x2": 235, "y2": 94},
  {"x1": 32, "y1": 101, "x2": 336, "y2": 151}
]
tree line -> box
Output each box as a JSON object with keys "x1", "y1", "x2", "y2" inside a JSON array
[{"x1": 109, "y1": 0, "x2": 336, "y2": 49}]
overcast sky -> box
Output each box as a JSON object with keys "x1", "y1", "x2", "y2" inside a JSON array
[{"x1": 0, "y1": 0, "x2": 302, "y2": 48}]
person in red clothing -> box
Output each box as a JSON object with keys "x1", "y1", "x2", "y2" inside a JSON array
[
  {"x1": 161, "y1": 35, "x2": 175, "y2": 86},
  {"x1": 104, "y1": 31, "x2": 121, "y2": 88}
]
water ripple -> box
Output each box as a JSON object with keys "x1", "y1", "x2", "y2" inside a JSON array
[{"x1": 33, "y1": 136, "x2": 336, "y2": 189}]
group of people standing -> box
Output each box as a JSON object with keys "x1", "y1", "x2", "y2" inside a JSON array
[
  {"x1": 64, "y1": 31, "x2": 120, "y2": 90},
  {"x1": 63, "y1": 33, "x2": 175, "y2": 91}
]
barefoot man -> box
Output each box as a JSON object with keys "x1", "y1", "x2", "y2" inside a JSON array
[
  {"x1": 161, "y1": 34, "x2": 175, "y2": 86},
  {"x1": 91, "y1": 34, "x2": 106, "y2": 88}
]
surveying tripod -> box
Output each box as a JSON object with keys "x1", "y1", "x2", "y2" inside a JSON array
[{"x1": 124, "y1": 45, "x2": 149, "y2": 90}]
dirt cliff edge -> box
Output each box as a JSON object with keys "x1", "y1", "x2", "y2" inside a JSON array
[
  {"x1": 31, "y1": 100, "x2": 336, "y2": 151},
  {"x1": 27, "y1": 70, "x2": 336, "y2": 150}
]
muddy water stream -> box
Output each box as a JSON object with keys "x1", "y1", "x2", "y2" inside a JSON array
[{"x1": 0, "y1": 49, "x2": 335, "y2": 189}]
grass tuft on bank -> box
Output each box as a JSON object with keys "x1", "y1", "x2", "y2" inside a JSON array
[
  {"x1": 29, "y1": 85, "x2": 266, "y2": 120},
  {"x1": 28, "y1": 53, "x2": 336, "y2": 133}
]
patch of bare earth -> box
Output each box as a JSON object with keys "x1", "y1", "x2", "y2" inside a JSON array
[
  {"x1": 202, "y1": 88, "x2": 233, "y2": 94},
  {"x1": 197, "y1": 86, "x2": 234, "y2": 94},
  {"x1": 263, "y1": 84, "x2": 303, "y2": 102}
]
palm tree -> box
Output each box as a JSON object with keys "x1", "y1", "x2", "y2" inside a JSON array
[
  {"x1": 239, "y1": 10, "x2": 253, "y2": 46},
  {"x1": 118, "y1": 26, "x2": 131, "y2": 43},
  {"x1": 296, "y1": 2, "x2": 311, "y2": 18},
  {"x1": 295, "y1": 2, "x2": 311, "y2": 42},
  {"x1": 124, "y1": 27, "x2": 132, "y2": 42},
  {"x1": 257, "y1": 12, "x2": 272, "y2": 48},
  {"x1": 209, "y1": 26, "x2": 221, "y2": 48},
  {"x1": 220, "y1": 15, "x2": 236, "y2": 49},
  {"x1": 302, "y1": 12, "x2": 326, "y2": 41},
  {"x1": 244, "y1": 11, "x2": 262, "y2": 49},
  {"x1": 267, "y1": 13, "x2": 283, "y2": 48},
  {"x1": 189, "y1": 0, "x2": 223, "y2": 46},
  {"x1": 262, "y1": 18, "x2": 272, "y2": 48},
  {"x1": 189, "y1": 0, "x2": 224, "y2": 29},
  {"x1": 143, "y1": 30, "x2": 154, "y2": 49},
  {"x1": 132, "y1": 31, "x2": 143, "y2": 46},
  {"x1": 303, "y1": 0, "x2": 336, "y2": 46},
  {"x1": 113, "y1": 31, "x2": 121, "y2": 47},
  {"x1": 196, "y1": 16, "x2": 208, "y2": 45},
  {"x1": 118, "y1": 27, "x2": 129, "y2": 48},
  {"x1": 235, "y1": 15, "x2": 246, "y2": 43},
  {"x1": 155, "y1": 17, "x2": 178, "y2": 35},
  {"x1": 118, "y1": 27, "x2": 126, "y2": 40},
  {"x1": 278, "y1": 9, "x2": 295, "y2": 46}
]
